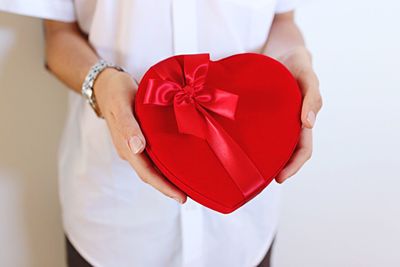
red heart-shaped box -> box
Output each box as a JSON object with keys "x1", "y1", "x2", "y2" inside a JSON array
[{"x1": 135, "y1": 53, "x2": 302, "y2": 214}]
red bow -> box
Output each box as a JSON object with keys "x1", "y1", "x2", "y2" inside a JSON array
[{"x1": 143, "y1": 54, "x2": 264, "y2": 198}]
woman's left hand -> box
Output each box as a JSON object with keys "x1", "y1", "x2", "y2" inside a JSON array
[{"x1": 275, "y1": 47, "x2": 323, "y2": 183}]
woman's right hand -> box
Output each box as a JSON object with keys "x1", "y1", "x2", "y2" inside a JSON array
[{"x1": 93, "y1": 68, "x2": 187, "y2": 204}]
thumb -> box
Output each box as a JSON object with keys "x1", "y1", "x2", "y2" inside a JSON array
[
  {"x1": 110, "y1": 99, "x2": 147, "y2": 155},
  {"x1": 126, "y1": 116, "x2": 146, "y2": 154},
  {"x1": 301, "y1": 92, "x2": 323, "y2": 129}
]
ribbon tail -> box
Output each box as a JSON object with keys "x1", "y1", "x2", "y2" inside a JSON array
[
  {"x1": 199, "y1": 108, "x2": 265, "y2": 198},
  {"x1": 174, "y1": 101, "x2": 207, "y2": 139}
]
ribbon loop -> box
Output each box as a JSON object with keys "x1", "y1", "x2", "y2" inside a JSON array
[{"x1": 143, "y1": 54, "x2": 265, "y2": 198}]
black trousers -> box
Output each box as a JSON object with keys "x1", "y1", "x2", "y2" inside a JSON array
[{"x1": 66, "y1": 236, "x2": 274, "y2": 267}]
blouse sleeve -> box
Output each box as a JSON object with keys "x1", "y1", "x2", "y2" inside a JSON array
[
  {"x1": 275, "y1": 0, "x2": 299, "y2": 14},
  {"x1": 0, "y1": 0, "x2": 76, "y2": 22}
]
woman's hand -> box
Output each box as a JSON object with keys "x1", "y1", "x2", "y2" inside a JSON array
[
  {"x1": 275, "y1": 47, "x2": 323, "y2": 183},
  {"x1": 43, "y1": 20, "x2": 186, "y2": 203},
  {"x1": 94, "y1": 69, "x2": 187, "y2": 203}
]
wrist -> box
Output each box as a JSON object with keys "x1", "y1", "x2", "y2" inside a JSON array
[
  {"x1": 93, "y1": 69, "x2": 136, "y2": 117},
  {"x1": 277, "y1": 46, "x2": 311, "y2": 63},
  {"x1": 93, "y1": 68, "x2": 121, "y2": 94},
  {"x1": 276, "y1": 47, "x2": 313, "y2": 77},
  {"x1": 81, "y1": 59, "x2": 127, "y2": 118}
]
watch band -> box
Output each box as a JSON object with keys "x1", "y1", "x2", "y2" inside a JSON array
[{"x1": 82, "y1": 59, "x2": 125, "y2": 118}]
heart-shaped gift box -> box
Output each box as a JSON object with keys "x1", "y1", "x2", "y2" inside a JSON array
[{"x1": 135, "y1": 53, "x2": 302, "y2": 214}]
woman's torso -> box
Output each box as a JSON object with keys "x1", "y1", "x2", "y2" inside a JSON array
[{"x1": 58, "y1": 0, "x2": 294, "y2": 266}]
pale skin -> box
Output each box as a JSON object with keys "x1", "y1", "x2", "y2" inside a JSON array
[{"x1": 43, "y1": 11, "x2": 322, "y2": 204}]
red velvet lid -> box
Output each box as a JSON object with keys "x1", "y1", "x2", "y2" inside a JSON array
[{"x1": 135, "y1": 53, "x2": 301, "y2": 213}]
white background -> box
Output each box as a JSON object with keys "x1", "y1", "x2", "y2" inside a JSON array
[{"x1": 0, "y1": 0, "x2": 399, "y2": 266}]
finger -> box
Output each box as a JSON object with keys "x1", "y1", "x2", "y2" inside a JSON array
[
  {"x1": 107, "y1": 112, "x2": 187, "y2": 204},
  {"x1": 297, "y1": 70, "x2": 323, "y2": 129},
  {"x1": 101, "y1": 84, "x2": 187, "y2": 203},
  {"x1": 275, "y1": 128, "x2": 313, "y2": 183},
  {"x1": 127, "y1": 152, "x2": 187, "y2": 204}
]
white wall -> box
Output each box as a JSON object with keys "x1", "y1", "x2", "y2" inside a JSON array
[
  {"x1": 0, "y1": 0, "x2": 399, "y2": 266},
  {"x1": 0, "y1": 14, "x2": 67, "y2": 267},
  {"x1": 275, "y1": 0, "x2": 400, "y2": 266}
]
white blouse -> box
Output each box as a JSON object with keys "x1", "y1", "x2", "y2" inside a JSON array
[{"x1": 0, "y1": 0, "x2": 298, "y2": 266}]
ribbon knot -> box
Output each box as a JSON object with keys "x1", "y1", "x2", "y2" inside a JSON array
[
  {"x1": 182, "y1": 85, "x2": 195, "y2": 97},
  {"x1": 175, "y1": 85, "x2": 196, "y2": 105},
  {"x1": 143, "y1": 54, "x2": 265, "y2": 198}
]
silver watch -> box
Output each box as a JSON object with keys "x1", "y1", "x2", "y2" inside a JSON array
[{"x1": 82, "y1": 59, "x2": 125, "y2": 117}]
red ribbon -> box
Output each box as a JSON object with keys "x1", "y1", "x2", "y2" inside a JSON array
[{"x1": 143, "y1": 54, "x2": 265, "y2": 198}]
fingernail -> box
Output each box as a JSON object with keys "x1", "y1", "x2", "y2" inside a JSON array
[
  {"x1": 173, "y1": 197, "x2": 183, "y2": 204},
  {"x1": 129, "y1": 136, "x2": 144, "y2": 154},
  {"x1": 307, "y1": 111, "x2": 316, "y2": 127}
]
